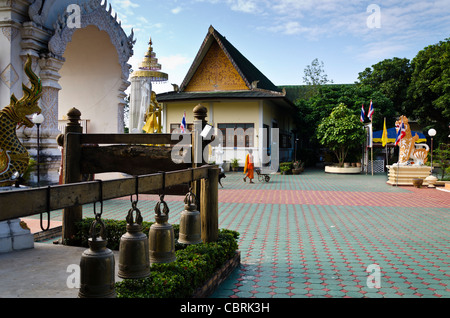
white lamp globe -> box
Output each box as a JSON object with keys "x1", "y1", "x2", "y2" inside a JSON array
[{"x1": 32, "y1": 113, "x2": 45, "y2": 125}]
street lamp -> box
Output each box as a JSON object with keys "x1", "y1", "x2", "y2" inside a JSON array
[
  {"x1": 32, "y1": 113, "x2": 45, "y2": 186},
  {"x1": 428, "y1": 128, "x2": 436, "y2": 172}
]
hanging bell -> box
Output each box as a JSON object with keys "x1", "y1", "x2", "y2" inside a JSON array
[
  {"x1": 148, "y1": 195, "x2": 176, "y2": 264},
  {"x1": 118, "y1": 202, "x2": 150, "y2": 279},
  {"x1": 79, "y1": 220, "x2": 116, "y2": 298},
  {"x1": 178, "y1": 191, "x2": 202, "y2": 245}
]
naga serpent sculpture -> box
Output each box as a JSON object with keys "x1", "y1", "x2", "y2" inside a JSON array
[{"x1": 0, "y1": 55, "x2": 43, "y2": 186}]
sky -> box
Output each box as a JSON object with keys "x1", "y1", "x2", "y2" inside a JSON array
[{"x1": 108, "y1": 0, "x2": 450, "y2": 94}]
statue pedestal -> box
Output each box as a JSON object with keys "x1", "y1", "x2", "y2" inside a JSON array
[
  {"x1": 0, "y1": 187, "x2": 34, "y2": 253},
  {"x1": 386, "y1": 165, "x2": 432, "y2": 186},
  {"x1": 0, "y1": 219, "x2": 34, "y2": 253}
]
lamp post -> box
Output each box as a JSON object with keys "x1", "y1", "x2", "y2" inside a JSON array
[
  {"x1": 32, "y1": 113, "x2": 45, "y2": 186},
  {"x1": 428, "y1": 128, "x2": 436, "y2": 173}
]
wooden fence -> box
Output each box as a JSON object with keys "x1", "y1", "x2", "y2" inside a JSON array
[{"x1": 0, "y1": 104, "x2": 219, "y2": 243}]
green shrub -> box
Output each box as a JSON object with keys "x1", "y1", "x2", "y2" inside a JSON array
[{"x1": 280, "y1": 162, "x2": 293, "y2": 173}]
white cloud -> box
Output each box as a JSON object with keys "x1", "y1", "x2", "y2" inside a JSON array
[
  {"x1": 357, "y1": 41, "x2": 410, "y2": 62},
  {"x1": 110, "y1": 0, "x2": 139, "y2": 14},
  {"x1": 159, "y1": 54, "x2": 192, "y2": 71},
  {"x1": 265, "y1": 21, "x2": 314, "y2": 36},
  {"x1": 171, "y1": 6, "x2": 183, "y2": 14},
  {"x1": 136, "y1": 16, "x2": 148, "y2": 24},
  {"x1": 227, "y1": 0, "x2": 262, "y2": 13}
]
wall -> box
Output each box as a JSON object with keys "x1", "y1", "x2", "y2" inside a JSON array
[{"x1": 59, "y1": 25, "x2": 122, "y2": 133}]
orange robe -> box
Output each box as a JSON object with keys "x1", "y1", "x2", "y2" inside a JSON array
[{"x1": 244, "y1": 153, "x2": 254, "y2": 180}]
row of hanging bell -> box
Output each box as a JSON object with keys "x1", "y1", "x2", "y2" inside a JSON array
[{"x1": 78, "y1": 178, "x2": 203, "y2": 297}]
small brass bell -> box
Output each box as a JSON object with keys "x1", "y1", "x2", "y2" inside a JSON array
[
  {"x1": 148, "y1": 195, "x2": 176, "y2": 264},
  {"x1": 178, "y1": 191, "x2": 202, "y2": 245},
  {"x1": 118, "y1": 201, "x2": 150, "y2": 279},
  {"x1": 79, "y1": 220, "x2": 116, "y2": 298}
]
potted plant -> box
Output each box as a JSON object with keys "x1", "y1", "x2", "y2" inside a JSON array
[
  {"x1": 280, "y1": 162, "x2": 293, "y2": 175},
  {"x1": 230, "y1": 158, "x2": 240, "y2": 172},
  {"x1": 292, "y1": 160, "x2": 304, "y2": 174}
]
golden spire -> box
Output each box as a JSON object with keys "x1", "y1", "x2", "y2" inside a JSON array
[{"x1": 132, "y1": 37, "x2": 168, "y2": 82}]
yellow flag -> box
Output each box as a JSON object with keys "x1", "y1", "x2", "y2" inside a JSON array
[
  {"x1": 143, "y1": 114, "x2": 154, "y2": 133},
  {"x1": 381, "y1": 118, "x2": 388, "y2": 147}
]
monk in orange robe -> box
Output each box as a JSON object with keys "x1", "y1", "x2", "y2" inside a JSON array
[{"x1": 243, "y1": 149, "x2": 254, "y2": 183}]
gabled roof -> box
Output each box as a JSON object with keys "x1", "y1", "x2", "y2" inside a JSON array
[{"x1": 179, "y1": 25, "x2": 282, "y2": 94}]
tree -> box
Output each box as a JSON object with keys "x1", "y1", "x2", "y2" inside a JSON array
[
  {"x1": 296, "y1": 84, "x2": 393, "y2": 138},
  {"x1": 434, "y1": 143, "x2": 450, "y2": 180},
  {"x1": 407, "y1": 38, "x2": 450, "y2": 144},
  {"x1": 316, "y1": 103, "x2": 365, "y2": 167},
  {"x1": 303, "y1": 58, "x2": 333, "y2": 97},
  {"x1": 357, "y1": 57, "x2": 412, "y2": 115}
]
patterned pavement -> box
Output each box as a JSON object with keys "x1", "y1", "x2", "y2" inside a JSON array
[{"x1": 30, "y1": 169, "x2": 450, "y2": 298}]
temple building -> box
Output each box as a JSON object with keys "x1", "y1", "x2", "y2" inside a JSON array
[
  {"x1": 157, "y1": 26, "x2": 297, "y2": 168},
  {"x1": 0, "y1": 0, "x2": 135, "y2": 184}
]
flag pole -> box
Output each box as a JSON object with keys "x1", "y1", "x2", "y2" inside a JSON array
[
  {"x1": 384, "y1": 117, "x2": 388, "y2": 173},
  {"x1": 370, "y1": 101, "x2": 374, "y2": 176},
  {"x1": 370, "y1": 120, "x2": 373, "y2": 176}
]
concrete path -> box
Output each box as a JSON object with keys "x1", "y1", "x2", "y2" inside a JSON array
[{"x1": 1, "y1": 169, "x2": 449, "y2": 299}]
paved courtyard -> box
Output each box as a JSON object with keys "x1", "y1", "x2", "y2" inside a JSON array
[{"x1": 14, "y1": 169, "x2": 450, "y2": 298}]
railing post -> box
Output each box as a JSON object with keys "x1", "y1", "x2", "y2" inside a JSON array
[
  {"x1": 192, "y1": 104, "x2": 218, "y2": 242},
  {"x1": 201, "y1": 166, "x2": 219, "y2": 243},
  {"x1": 192, "y1": 104, "x2": 207, "y2": 201},
  {"x1": 62, "y1": 107, "x2": 83, "y2": 245},
  {"x1": 192, "y1": 104, "x2": 208, "y2": 168}
]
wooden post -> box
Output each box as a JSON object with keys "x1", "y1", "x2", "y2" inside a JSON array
[
  {"x1": 192, "y1": 104, "x2": 207, "y2": 199},
  {"x1": 201, "y1": 166, "x2": 219, "y2": 242},
  {"x1": 192, "y1": 104, "x2": 208, "y2": 167},
  {"x1": 62, "y1": 108, "x2": 83, "y2": 245},
  {"x1": 192, "y1": 104, "x2": 219, "y2": 242}
]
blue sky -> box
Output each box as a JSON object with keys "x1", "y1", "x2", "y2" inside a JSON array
[{"x1": 109, "y1": 0, "x2": 450, "y2": 94}]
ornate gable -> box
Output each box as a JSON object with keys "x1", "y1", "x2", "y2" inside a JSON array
[{"x1": 185, "y1": 41, "x2": 248, "y2": 92}]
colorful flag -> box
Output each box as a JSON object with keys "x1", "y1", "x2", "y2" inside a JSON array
[
  {"x1": 368, "y1": 100, "x2": 374, "y2": 121},
  {"x1": 360, "y1": 104, "x2": 365, "y2": 123},
  {"x1": 395, "y1": 119, "x2": 406, "y2": 146},
  {"x1": 180, "y1": 111, "x2": 186, "y2": 133},
  {"x1": 381, "y1": 118, "x2": 388, "y2": 147}
]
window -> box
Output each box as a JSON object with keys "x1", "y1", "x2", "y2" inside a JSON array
[
  {"x1": 280, "y1": 133, "x2": 292, "y2": 149},
  {"x1": 170, "y1": 123, "x2": 193, "y2": 133},
  {"x1": 218, "y1": 123, "x2": 254, "y2": 148}
]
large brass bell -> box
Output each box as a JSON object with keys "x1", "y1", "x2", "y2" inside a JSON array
[
  {"x1": 178, "y1": 190, "x2": 202, "y2": 245},
  {"x1": 118, "y1": 201, "x2": 150, "y2": 279},
  {"x1": 79, "y1": 219, "x2": 116, "y2": 298},
  {"x1": 148, "y1": 194, "x2": 176, "y2": 264}
]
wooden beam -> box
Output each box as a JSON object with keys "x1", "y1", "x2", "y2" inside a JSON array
[
  {"x1": 80, "y1": 133, "x2": 190, "y2": 146},
  {"x1": 80, "y1": 145, "x2": 191, "y2": 175},
  {"x1": 0, "y1": 166, "x2": 211, "y2": 222}
]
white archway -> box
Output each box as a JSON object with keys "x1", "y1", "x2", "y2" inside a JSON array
[
  {"x1": 19, "y1": 0, "x2": 135, "y2": 183},
  {"x1": 59, "y1": 25, "x2": 123, "y2": 133}
]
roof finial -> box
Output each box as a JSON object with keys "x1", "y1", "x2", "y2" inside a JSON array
[{"x1": 131, "y1": 36, "x2": 168, "y2": 82}]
